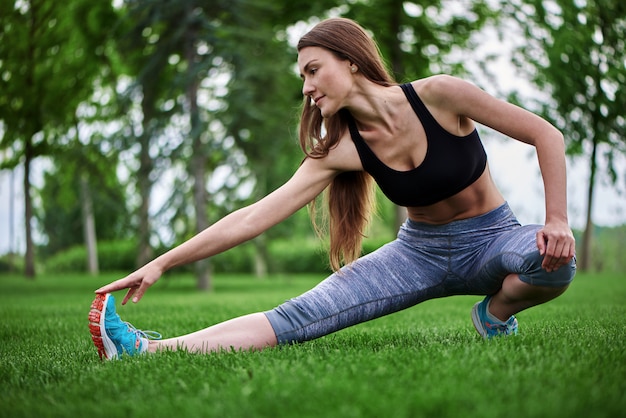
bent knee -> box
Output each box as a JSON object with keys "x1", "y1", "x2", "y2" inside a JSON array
[{"x1": 518, "y1": 251, "x2": 576, "y2": 287}]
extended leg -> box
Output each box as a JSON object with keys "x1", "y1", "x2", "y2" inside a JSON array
[
  {"x1": 149, "y1": 312, "x2": 277, "y2": 354},
  {"x1": 89, "y1": 293, "x2": 277, "y2": 360}
]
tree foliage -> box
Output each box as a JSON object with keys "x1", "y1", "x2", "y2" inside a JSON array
[
  {"x1": 345, "y1": 0, "x2": 499, "y2": 80},
  {"x1": 2, "y1": 0, "x2": 624, "y2": 280},
  {"x1": 507, "y1": 0, "x2": 626, "y2": 270},
  {"x1": 0, "y1": 0, "x2": 116, "y2": 277}
]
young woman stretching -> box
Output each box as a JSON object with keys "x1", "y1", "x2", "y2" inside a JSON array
[{"x1": 89, "y1": 18, "x2": 576, "y2": 360}]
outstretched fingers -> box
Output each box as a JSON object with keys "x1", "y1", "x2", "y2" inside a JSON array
[
  {"x1": 94, "y1": 270, "x2": 157, "y2": 305},
  {"x1": 123, "y1": 287, "x2": 138, "y2": 305},
  {"x1": 95, "y1": 276, "x2": 139, "y2": 295},
  {"x1": 124, "y1": 282, "x2": 151, "y2": 304}
]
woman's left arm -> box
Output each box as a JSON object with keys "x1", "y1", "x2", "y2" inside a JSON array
[{"x1": 429, "y1": 75, "x2": 576, "y2": 272}]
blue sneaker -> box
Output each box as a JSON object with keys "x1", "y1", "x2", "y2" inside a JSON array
[
  {"x1": 471, "y1": 296, "x2": 518, "y2": 339},
  {"x1": 89, "y1": 293, "x2": 161, "y2": 360}
]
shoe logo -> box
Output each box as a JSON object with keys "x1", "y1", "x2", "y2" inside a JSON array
[{"x1": 484, "y1": 320, "x2": 511, "y2": 335}]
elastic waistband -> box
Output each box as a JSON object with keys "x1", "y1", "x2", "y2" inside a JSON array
[{"x1": 403, "y1": 202, "x2": 518, "y2": 235}]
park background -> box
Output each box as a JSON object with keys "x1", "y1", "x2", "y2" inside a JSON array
[
  {"x1": 1, "y1": 0, "x2": 625, "y2": 282},
  {"x1": 1, "y1": 1, "x2": 625, "y2": 418},
  {"x1": 0, "y1": 0, "x2": 626, "y2": 282}
]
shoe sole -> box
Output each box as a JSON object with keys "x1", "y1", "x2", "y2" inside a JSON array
[
  {"x1": 471, "y1": 301, "x2": 489, "y2": 339},
  {"x1": 88, "y1": 293, "x2": 118, "y2": 360}
]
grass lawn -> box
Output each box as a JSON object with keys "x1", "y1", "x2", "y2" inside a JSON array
[{"x1": 0, "y1": 270, "x2": 624, "y2": 418}]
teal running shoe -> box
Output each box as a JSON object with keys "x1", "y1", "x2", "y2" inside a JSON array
[
  {"x1": 88, "y1": 293, "x2": 161, "y2": 360},
  {"x1": 471, "y1": 296, "x2": 518, "y2": 339}
]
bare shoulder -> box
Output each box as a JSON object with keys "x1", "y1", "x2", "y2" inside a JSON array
[
  {"x1": 409, "y1": 75, "x2": 482, "y2": 135},
  {"x1": 411, "y1": 75, "x2": 505, "y2": 121},
  {"x1": 284, "y1": 131, "x2": 363, "y2": 205},
  {"x1": 411, "y1": 75, "x2": 478, "y2": 106},
  {"x1": 314, "y1": 130, "x2": 364, "y2": 173},
  {"x1": 273, "y1": 133, "x2": 361, "y2": 207}
]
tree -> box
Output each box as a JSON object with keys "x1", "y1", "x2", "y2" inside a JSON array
[
  {"x1": 113, "y1": 0, "x2": 341, "y2": 286},
  {"x1": 508, "y1": 0, "x2": 626, "y2": 271},
  {"x1": 112, "y1": 0, "x2": 188, "y2": 270},
  {"x1": 36, "y1": 140, "x2": 131, "y2": 261},
  {"x1": 216, "y1": 1, "x2": 319, "y2": 277},
  {"x1": 0, "y1": 0, "x2": 116, "y2": 277},
  {"x1": 112, "y1": 0, "x2": 282, "y2": 288}
]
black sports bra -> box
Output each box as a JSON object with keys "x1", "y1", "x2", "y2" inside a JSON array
[{"x1": 348, "y1": 83, "x2": 487, "y2": 207}]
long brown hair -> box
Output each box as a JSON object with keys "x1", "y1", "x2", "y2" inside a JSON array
[{"x1": 297, "y1": 18, "x2": 396, "y2": 271}]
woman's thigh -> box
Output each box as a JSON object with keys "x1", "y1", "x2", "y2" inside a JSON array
[{"x1": 264, "y1": 239, "x2": 448, "y2": 344}]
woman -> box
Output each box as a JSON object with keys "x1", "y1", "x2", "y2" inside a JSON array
[{"x1": 89, "y1": 18, "x2": 576, "y2": 360}]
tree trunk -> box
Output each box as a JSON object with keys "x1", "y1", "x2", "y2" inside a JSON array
[
  {"x1": 186, "y1": 11, "x2": 212, "y2": 291},
  {"x1": 135, "y1": 135, "x2": 154, "y2": 268},
  {"x1": 8, "y1": 169, "x2": 15, "y2": 272},
  {"x1": 580, "y1": 140, "x2": 598, "y2": 272},
  {"x1": 191, "y1": 142, "x2": 211, "y2": 291},
  {"x1": 80, "y1": 175, "x2": 99, "y2": 275},
  {"x1": 252, "y1": 175, "x2": 268, "y2": 278},
  {"x1": 253, "y1": 235, "x2": 268, "y2": 278},
  {"x1": 135, "y1": 79, "x2": 156, "y2": 269},
  {"x1": 23, "y1": 145, "x2": 35, "y2": 279}
]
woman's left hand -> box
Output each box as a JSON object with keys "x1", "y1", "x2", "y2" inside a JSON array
[{"x1": 536, "y1": 221, "x2": 576, "y2": 272}]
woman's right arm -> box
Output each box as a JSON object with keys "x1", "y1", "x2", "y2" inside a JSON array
[
  {"x1": 95, "y1": 152, "x2": 349, "y2": 304},
  {"x1": 153, "y1": 157, "x2": 339, "y2": 269}
]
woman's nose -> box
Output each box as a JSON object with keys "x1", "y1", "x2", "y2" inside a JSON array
[{"x1": 302, "y1": 79, "x2": 314, "y2": 98}]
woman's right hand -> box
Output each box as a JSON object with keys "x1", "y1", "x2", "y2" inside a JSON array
[{"x1": 95, "y1": 262, "x2": 164, "y2": 305}]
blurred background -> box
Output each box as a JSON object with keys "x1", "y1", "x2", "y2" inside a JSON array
[{"x1": 1, "y1": 0, "x2": 624, "y2": 286}]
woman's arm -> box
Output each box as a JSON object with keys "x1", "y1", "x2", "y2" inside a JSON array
[
  {"x1": 420, "y1": 75, "x2": 575, "y2": 272},
  {"x1": 96, "y1": 154, "x2": 346, "y2": 304}
]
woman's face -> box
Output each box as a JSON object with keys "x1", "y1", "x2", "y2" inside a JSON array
[{"x1": 298, "y1": 46, "x2": 354, "y2": 118}]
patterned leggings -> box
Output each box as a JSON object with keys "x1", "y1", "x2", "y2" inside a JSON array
[{"x1": 264, "y1": 203, "x2": 576, "y2": 344}]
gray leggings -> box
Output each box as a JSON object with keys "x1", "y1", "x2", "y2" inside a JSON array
[{"x1": 264, "y1": 203, "x2": 576, "y2": 344}]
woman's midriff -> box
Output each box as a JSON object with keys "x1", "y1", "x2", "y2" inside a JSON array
[{"x1": 406, "y1": 167, "x2": 506, "y2": 225}]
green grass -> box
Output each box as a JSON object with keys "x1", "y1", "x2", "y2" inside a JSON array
[{"x1": 1, "y1": 271, "x2": 624, "y2": 418}]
